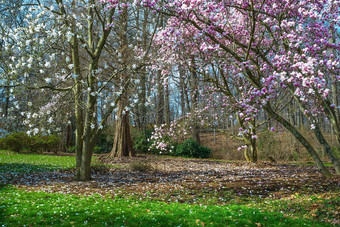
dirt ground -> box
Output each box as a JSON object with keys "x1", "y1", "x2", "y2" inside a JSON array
[{"x1": 2, "y1": 155, "x2": 339, "y2": 202}]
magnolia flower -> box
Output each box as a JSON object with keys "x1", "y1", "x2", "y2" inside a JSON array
[
  {"x1": 44, "y1": 61, "x2": 51, "y2": 68},
  {"x1": 66, "y1": 31, "x2": 74, "y2": 41},
  {"x1": 48, "y1": 117, "x2": 53, "y2": 123},
  {"x1": 33, "y1": 128, "x2": 39, "y2": 135},
  {"x1": 45, "y1": 78, "x2": 52, "y2": 83}
]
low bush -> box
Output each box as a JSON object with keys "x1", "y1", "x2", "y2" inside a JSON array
[
  {"x1": 66, "y1": 145, "x2": 76, "y2": 153},
  {"x1": 0, "y1": 132, "x2": 26, "y2": 152},
  {"x1": 133, "y1": 133, "x2": 150, "y2": 154},
  {"x1": 129, "y1": 160, "x2": 153, "y2": 172},
  {"x1": 0, "y1": 132, "x2": 61, "y2": 153},
  {"x1": 174, "y1": 138, "x2": 211, "y2": 158},
  {"x1": 94, "y1": 131, "x2": 113, "y2": 154}
]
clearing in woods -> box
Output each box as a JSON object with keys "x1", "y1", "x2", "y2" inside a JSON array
[{"x1": 1, "y1": 151, "x2": 339, "y2": 226}]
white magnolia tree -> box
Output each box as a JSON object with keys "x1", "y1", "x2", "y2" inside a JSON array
[{"x1": 3, "y1": 0, "x2": 152, "y2": 180}]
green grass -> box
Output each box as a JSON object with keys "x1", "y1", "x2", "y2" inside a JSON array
[
  {"x1": 292, "y1": 162, "x2": 333, "y2": 167},
  {"x1": 0, "y1": 150, "x2": 338, "y2": 226},
  {"x1": 0, "y1": 186, "x2": 332, "y2": 227},
  {"x1": 253, "y1": 193, "x2": 340, "y2": 224},
  {"x1": 0, "y1": 150, "x2": 76, "y2": 173}
]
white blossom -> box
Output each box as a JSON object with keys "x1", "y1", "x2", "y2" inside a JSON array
[
  {"x1": 45, "y1": 78, "x2": 52, "y2": 83},
  {"x1": 33, "y1": 128, "x2": 39, "y2": 135}
]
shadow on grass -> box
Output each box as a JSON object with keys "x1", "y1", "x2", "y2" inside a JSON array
[{"x1": 0, "y1": 163, "x2": 61, "y2": 173}]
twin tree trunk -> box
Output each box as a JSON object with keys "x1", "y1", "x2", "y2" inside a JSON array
[
  {"x1": 264, "y1": 104, "x2": 333, "y2": 177},
  {"x1": 243, "y1": 127, "x2": 258, "y2": 163}
]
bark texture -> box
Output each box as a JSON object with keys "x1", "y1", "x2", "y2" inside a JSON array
[{"x1": 110, "y1": 101, "x2": 135, "y2": 157}]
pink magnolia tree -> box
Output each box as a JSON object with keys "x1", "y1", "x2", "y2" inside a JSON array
[{"x1": 138, "y1": 0, "x2": 340, "y2": 176}]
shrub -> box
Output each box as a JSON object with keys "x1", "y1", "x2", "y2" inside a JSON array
[
  {"x1": 0, "y1": 132, "x2": 61, "y2": 153},
  {"x1": 129, "y1": 160, "x2": 153, "y2": 172},
  {"x1": 94, "y1": 130, "x2": 113, "y2": 154},
  {"x1": 0, "y1": 132, "x2": 27, "y2": 152},
  {"x1": 133, "y1": 134, "x2": 149, "y2": 154},
  {"x1": 133, "y1": 130, "x2": 153, "y2": 154},
  {"x1": 31, "y1": 134, "x2": 61, "y2": 153},
  {"x1": 66, "y1": 146, "x2": 76, "y2": 153},
  {"x1": 174, "y1": 138, "x2": 211, "y2": 158},
  {"x1": 93, "y1": 146, "x2": 103, "y2": 154},
  {"x1": 332, "y1": 146, "x2": 340, "y2": 159}
]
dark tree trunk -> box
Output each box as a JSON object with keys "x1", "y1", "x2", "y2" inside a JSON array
[
  {"x1": 179, "y1": 69, "x2": 186, "y2": 117},
  {"x1": 165, "y1": 82, "x2": 170, "y2": 125},
  {"x1": 136, "y1": 9, "x2": 148, "y2": 131},
  {"x1": 110, "y1": 100, "x2": 135, "y2": 157},
  {"x1": 189, "y1": 56, "x2": 200, "y2": 145},
  {"x1": 4, "y1": 88, "x2": 9, "y2": 117},
  {"x1": 156, "y1": 70, "x2": 164, "y2": 125}
]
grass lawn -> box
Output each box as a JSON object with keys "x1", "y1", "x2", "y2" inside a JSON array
[
  {"x1": 0, "y1": 150, "x2": 76, "y2": 173},
  {"x1": 0, "y1": 150, "x2": 338, "y2": 226},
  {"x1": 0, "y1": 186, "x2": 334, "y2": 226}
]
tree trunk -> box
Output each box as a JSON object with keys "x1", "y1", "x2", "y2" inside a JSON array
[
  {"x1": 298, "y1": 110, "x2": 304, "y2": 130},
  {"x1": 242, "y1": 129, "x2": 257, "y2": 162},
  {"x1": 79, "y1": 143, "x2": 93, "y2": 181},
  {"x1": 165, "y1": 81, "x2": 170, "y2": 125},
  {"x1": 264, "y1": 104, "x2": 332, "y2": 177},
  {"x1": 244, "y1": 147, "x2": 251, "y2": 162},
  {"x1": 289, "y1": 101, "x2": 296, "y2": 126},
  {"x1": 314, "y1": 124, "x2": 340, "y2": 174},
  {"x1": 156, "y1": 70, "x2": 164, "y2": 125},
  {"x1": 250, "y1": 126, "x2": 257, "y2": 162},
  {"x1": 136, "y1": 9, "x2": 149, "y2": 131},
  {"x1": 71, "y1": 20, "x2": 84, "y2": 180},
  {"x1": 4, "y1": 87, "x2": 9, "y2": 117},
  {"x1": 330, "y1": 21, "x2": 340, "y2": 144},
  {"x1": 291, "y1": 92, "x2": 340, "y2": 175},
  {"x1": 110, "y1": 100, "x2": 135, "y2": 157},
  {"x1": 250, "y1": 140, "x2": 257, "y2": 162},
  {"x1": 110, "y1": 4, "x2": 134, "y2": 158},
  {"x1": 184, "y1": 80, "x2": 191, "y2": 112},
  {"x1": 179, "y1": 69, "x2": 186, "y2": 117},
  {"x1": 74, "y1": 98, "x2": 83, "y2": 180},
  {"x1": 189, "y1": 56, "x2": 200, "y2": 145}
]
